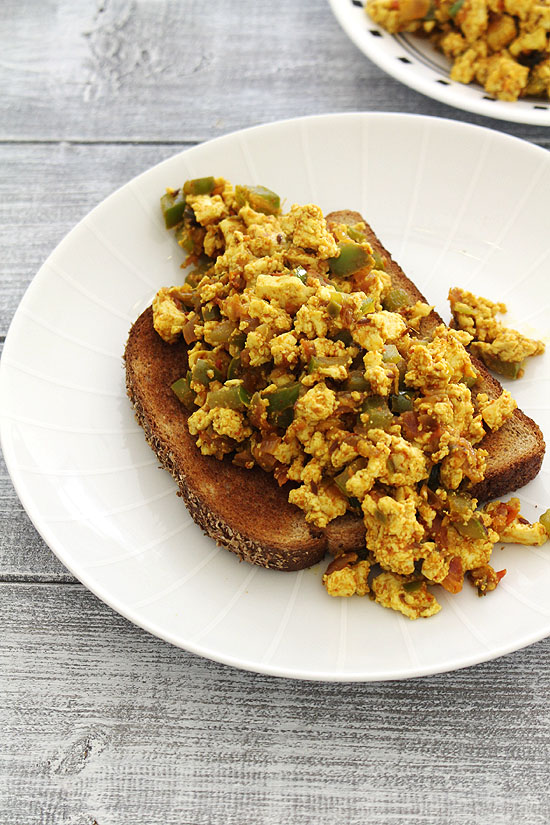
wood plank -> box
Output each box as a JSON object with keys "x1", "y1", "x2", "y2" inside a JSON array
[
  {"x1": 1, "y1": 0, "x2": 549, "y2": 147},
  {"x1": 2, "y1": 581, "x2": 550, "y2": 825}
]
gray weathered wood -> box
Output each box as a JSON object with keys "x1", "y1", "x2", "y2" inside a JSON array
[
  {"x1": 2, "y1": 1, "x2": 550, "y2": 823},
  {"x1": 0, "y1": 0, "x2": 549, "y2": 147},
  {"x1": 2, "y1": 582, "x2": 550, "y2": 825}
]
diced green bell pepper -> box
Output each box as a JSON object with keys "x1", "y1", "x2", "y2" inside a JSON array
[
  {"x1": 266, "y1": 383, "x2": 300, "y2": 413},
  {"x1": 293, "y1": 266, "x2": 308, "y2": 284},
  {"x1": 403, "y1": 579, "x2": 424, "y2": 593},
  {"x1": 456, "y1": 516, "x2": 488, "y2": 540},
  {"x1": 207, "y1": 383, "x2": 251, "y2": 410},
  {"x1": 383, "y1": 288, "x2": 411, "y2": 312},
  {"x1": 539, "y1": 509, "x2": 550, "y2": 534},
  {"x1": 161, "y1": 189, "x2": 187, "y2": 229},
  {"x1": 344, "y1": 370, "x2": 370, "y2": 392},
  {"x1": 346, "y1": 225, "x2": 366, "y2": 243},
  {"x1": 201, "y1": 304, "x2": 221, "y2": 321},
  {"x1": 361, "y1": 396, "x2": 393, "y2": 430},
  {"x1": 235, "y1": 184, "x2": 280, "y2": 215},
  {"x1": 183, "y1": 176, "x2": 216, "y2": 196},
  {"x1": 192, "y1": 358, "x2": 224, "y2": 386},
  {"x1": 171, "y1": 374, "x2": 195, "y2": 410},
  {"x1": 390, "y1": 391, "x2": 414, "y2": 414},
  {"x1": 480, "y1": 352, "x2": 525, "y2": 380},
  {"x1": 328, "y1": 242, "x2": 369, "y2": 277}
]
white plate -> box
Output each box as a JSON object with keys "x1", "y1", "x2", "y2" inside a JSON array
[
  {"x1": 329, "y1": 0, "x2": 550, "y2": 126},
  {"x1": 1, "y1": 113, "x2": 549, "y2": 681}
]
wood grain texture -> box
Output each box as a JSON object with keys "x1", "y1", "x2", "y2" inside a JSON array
[
  {"x1": 2, "y1": 583, "x2": 550, "y2": 825},
  {"x1": 2, "y1": 2, "x2": 550, "y2": 823},
  {"x1": 0, "y1": 0, "x2": 549, "y2": 146}
]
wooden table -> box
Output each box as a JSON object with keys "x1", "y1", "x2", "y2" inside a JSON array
[{"x1": 2, "y1": 2, "x2": 549, "y2": 823}]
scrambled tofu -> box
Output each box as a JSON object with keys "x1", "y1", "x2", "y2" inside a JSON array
[
  {"x1": 323, "y1": 557, "x2": 371, "y2": 597},
  {"x1": 476, "y1": 390, "x2": 517, "y2": 430},
  {"x1": 449, "y1": 287, "x2": 545, "y2": 378},
  {"x1": 154, "y1": 176, "x2": 548, "y2": 621},
  {"x1": 366, "y1": 0, "x2": 550, "y2": 101},
  {"x1": 484, "y1": 497, "x2": 549, "y2": 545},
  {"x1": 371, "y1": 572, "x2": 441, "y2": 619}
]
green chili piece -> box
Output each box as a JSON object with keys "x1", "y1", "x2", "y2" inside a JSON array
[
  {"x1": 456, "y1": 516, "x2": 488, "y2": 540},
  {"x1": 372, "y1": 251, "x2": 386, "y2": 271},
  {"x1": 270, "y1": 407, "x2": 294, "y2": 430},
  {"x1": 201, "y1": 304, "x2": 221, "y2": 321},
  {"x1": 449, "y1": 0, "x2": 465, "y2": 16},
  {"x1": 334, "y1": 459, "x2": 364, "y2": 499},
  {"x1": 448, "y1": 493, "x2": 473, "y2": 519},
  {"x1": 171, "y1": 375, "x2": 195, "y2": 410},
  {"x1": 235, "y1": 184, "x2": 280, "y2": 215},
  {"x1": 390, "y1": 391, "x2": 414, "y2": 414},
  {"x1": 248, "y1": 185, "x2": 280, "y2": 215},
  {"x1": 344, "y1": 370, "x2": 370, "y2": 392},
  {"x1": 359, "y1": 298, "x2": 375, "y2": 315},
  {"x1": 333, "y1": 330, "x2": 354, "y2": 346},
  {"x1": 161, "y1": 190, "x2": 187, "y2": 229},
  {"x1": 192, "y1": 358, "x2": 224, "y2": 386},
  {"x1": 207, "y1": 384, "x2": 251, "y2": 410},
  {"x1": 177, "y1": 290, "x2": 199, "y2": 310},
  {"x1": 361, "y1": 396, "x2": 393, "y2": 430},
  {"x1": 227, "y1": 357, "x2": 243, "y2": 381},
  {"x1": 175, "y1": 225, "x2": 195, "y2": 253},
  {"x1": 424, "y1": 0, "x2": 436, "y2": 19},
  {"x1": 229, "y1": 330, "x2": 247, "y2": 352},
  {"x1": 195, "y1": 252, "x2": 214, "y2": 273},
  {"x1": 207, "y1": 319, "x2": 235, "y2": 344},
  {"x1": 185, "y1": 253, "x2": 213, "y2": 287},
  {"x1": 383, "y1": 288, "x2": 411, "y2": 312},
  {"x1": 328, "y1": 242, "x2": 369, "y2": 277},
  {"x1": 185, "y1": 269, "x2": 202, "y2": 288},
  {"x1": 266, "y1": 383, "x2": 300, "y2": 413},
  {"x1": 327, "y1": 298, "x2": 342, "y2": 318},
  {"x1": 539, "y1": 509, "x2": 550, "y2": 534},
  {"x1": 462, "y1": 371, "x2": 478, "y2": 388},
  {"x1": 480, "y1": 352, "x2": 525, "y2": 379},
  {"x1": 346, "y1": 225, "x2": 366, "y2": 243},
  {"x1": 334, "y1": 469, "x2": 351, "y2": 498},
  {"x1": 293, "y1": 266, "x2": 308, "y2": 284},
  {"x1": 382, "y1": 344, "x2": 402, "y2": 364},
  {"x1": 183, "y1": 176, "x2": 215, "y2": 196},
  {"x1": 403, "y1": 580, "x2": 423, "y2": 593},
  {"x1": 307, "y1": 355, "x2": 349, "y2": 374}
]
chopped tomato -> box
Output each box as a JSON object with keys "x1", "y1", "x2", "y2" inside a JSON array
[{"x1": 440, "y1": 556, "x2": 464, "y2": 594}]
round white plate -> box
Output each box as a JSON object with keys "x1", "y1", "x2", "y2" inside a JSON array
[
  {"x1": 329, "y1": 0, "x2": 550, "y2": 126},
  {"x1": 1, "y1": 113, "x2": 549, "y2": 681}
]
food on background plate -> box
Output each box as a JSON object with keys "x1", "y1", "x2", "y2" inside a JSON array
[
  {"x1": 124, "y1": 176, "x2": 548, "y2": 620},
  {"x1": 365, "y1": 0, "x2": 550, "y2": 102}
]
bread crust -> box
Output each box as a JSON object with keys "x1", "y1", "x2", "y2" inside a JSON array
[{"x1": 124, "y1": 212, "x2": 545, "y2": 570}]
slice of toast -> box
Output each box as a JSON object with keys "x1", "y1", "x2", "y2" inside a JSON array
[{"x1": 124, "y1": 211, "x2": 545, "y2": 571}]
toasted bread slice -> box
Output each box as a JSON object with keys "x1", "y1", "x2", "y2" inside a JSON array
[{"x1": 124, "y1": 211, "x2": 545, "y2": 571}]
